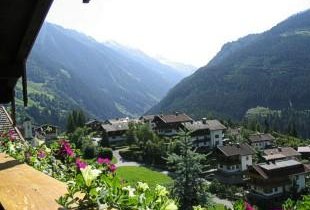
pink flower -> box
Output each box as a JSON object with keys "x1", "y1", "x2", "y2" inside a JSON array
[
  {"x1": 109, "y1": 164, "x2": 117, "y2": 172},
  {"x1": 97, "y1": 157, "x2": 110, "y2": 165},
  {"x1": 245, "y1": 202, "x2": 255, "y2": 210},
  {"x1": 76, "y1": 158, "x2": 87, "y2": 169},
  {"x1": 8, "y1": 129, "x2": 15, "y2": 136},
  {"x1": 59, "y1": 140, "x2": 75, "y2": 157},
  {"x1": 38, "y1": 150, "x2": 46, "y2": 159}
]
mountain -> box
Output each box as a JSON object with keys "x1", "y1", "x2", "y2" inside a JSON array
[
  {"x1": 155, "y1": 57, "x2": 197, "y2": 77},
  {"x1": 16, "y1": 22, "x2": 184, "y2": 126},
  {"x1": 148, "y1": 10, "x2": 310, "y2": 120},
  {"x1": 105, "y1": 41, "x2": 188, "y2": 82}
]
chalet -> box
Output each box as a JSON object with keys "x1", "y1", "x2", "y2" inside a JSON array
[
  {"x1": 181, "y1": 118, "x2": 226, "y2": 149},
  {"x1": 34, "y1": 124, "x2": 58, "y2": 141},
  {"x1": 153, "y1": 112, "x2": 193, "y2": 136},
  {"x1": 248, "y1": 133, "x2": 275, "y2": 150},
  {"x1": 85, "y1": 119, "x2": 102, "y2": 131},
  {"x1": 215, "y1": 143, "x2": 255, "y2": 184},
  {"x1": 247, "y1": 160, "x2": 310, "y2": 208},
  {"x1": 263, "y1": 147, "x2": 301, "y2": 162},
  {"x1": 101, "y1": 122, "x2": 129, "y2": 143},
  {"x1": 297, "y1": 146, "x2": 310, "y2": 159},
  {"x1": 139, "y1": 115, "x2": 156, "y2": 129}
]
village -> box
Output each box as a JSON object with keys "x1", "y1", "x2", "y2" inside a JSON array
[{"x1": 5, "y1": 107, "x2": 309, "y2": 209}]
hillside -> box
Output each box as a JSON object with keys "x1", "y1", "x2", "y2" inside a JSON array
[
  {"x1": 149, "y1": 10, "x2": 310, "y2": 121},
  {"x1": 16, "y1": 23, "x2": 184, "y2": 126}
]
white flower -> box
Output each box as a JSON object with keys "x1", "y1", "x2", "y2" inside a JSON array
[
  {"x1": 81, "y1": 165, "x2": 101, "y2": 187},
  {"x1": 165, "y1": 200, "x2": 178, "y2": 210},
  {"x1": 122, "y1": 185, "x2": 136, "y2": 197},
  {"x1": 98, "y1": 203, "x2": 109, "y2": 210},
  {"x1": 193, "y1": 206, "x2": 206, "y2": 210},
  {"x1": 155, "y1": 185, "x2": 169, "y2": 197},
  {"x1": 137, "y1": 182, "x2": 149, "y2": 192},
  {"x1": 8, "y1": 142, "x2": 16, "y2": 154},
  {"x1": 96, "y1": 187, "x2": 103, "y2": 192},
  {"x1": 43, "y1": 145, "x2": 51, "y2": 153}
]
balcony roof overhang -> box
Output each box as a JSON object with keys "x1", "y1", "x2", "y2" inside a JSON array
[{"x1": 0, "y1": 0, "x2": 90, "y2": 104}]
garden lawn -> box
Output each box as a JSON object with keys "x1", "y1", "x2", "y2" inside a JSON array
[
  {"x1": 116, "y1": 166, "x2": 173, "y2": 189},
  {"x1": 211, "y1": 204, "x2": 226, "y2": 210}
]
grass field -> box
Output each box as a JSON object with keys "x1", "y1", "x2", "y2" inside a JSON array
[
  {"x1": 111, "y1": 156, "x2": 117, "y2": 164},
  {"x1": 212, "y1": 204, "x2": 226, "y2": 210},
  {"x1": 116, "y1": 166, "x2": 173, "y2": 189}
]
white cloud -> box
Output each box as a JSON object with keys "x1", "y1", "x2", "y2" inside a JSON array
[{"x1": 46, "y1": 0, "x2": 310, "y2": 66}]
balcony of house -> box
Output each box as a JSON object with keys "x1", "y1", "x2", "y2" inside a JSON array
[
  {"x1": 108, "y1": 133, "x2": 127, "y2": 142},
  {"x1": 246, "y1": 184, "x2": 292, "y2": 209},
  {"x1": 249, "y1": 185, "x2": 285, "y2": 198},
  {"x1": 157, "y1": 129, "x2": 178, "y2": 137},
  {"x1": 215, "y1": 163, "x2": 245, "y2": 184},
  {"x1": 217, "y1": 163, "x2": 241, "y2": 174},
  {"x1": 246, "y1": 176, "x2": 293, "y2": 202},
  {"x1": 193, "y1": 136, "x2": 211, "y2": 148}
]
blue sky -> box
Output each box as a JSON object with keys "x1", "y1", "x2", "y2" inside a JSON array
[{"x1": 46, "y1": 0, "x2": 310, "y2": 67}]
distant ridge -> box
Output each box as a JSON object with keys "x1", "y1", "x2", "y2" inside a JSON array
[{"x1": 17, "y1": 22, "x2": 185, "y2": 126}]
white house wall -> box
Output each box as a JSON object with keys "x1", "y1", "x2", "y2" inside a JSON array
[
  {"x1": 210, "y1": 130, "x2": 224, "y2": 147},
  {"x1": 240, "y1": 155, "x2": 252, "y2": 171},
  {"x1": 291, "y1": 174, "x2": 306, "y2": 192}
]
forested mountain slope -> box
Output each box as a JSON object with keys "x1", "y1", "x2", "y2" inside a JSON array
[
  {"x1": 149, "y1": 10, "x2": 310, "y2": 121},
  {"x1": 16, "y1": 23, "x2": 184, "y2": 126}
]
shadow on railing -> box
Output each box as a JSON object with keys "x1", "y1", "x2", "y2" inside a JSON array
[{"x1": 0, "y1": 159, "x2": 22, "y2": 171}]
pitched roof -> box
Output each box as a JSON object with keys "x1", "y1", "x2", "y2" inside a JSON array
[
  {"x1": 85, "y1": 119, "x2": 101, "y2": 125},
  {"x1": 260, "y1": 159, "x2": 301, "y2": 170},
  {"x1": 263, "y1": 147, "x2": 300, "y2": 160},
  {"x1": 217, "y1": 143, "x2": 255, "y2": 157},
  {"x1": 183, "y1": 119, "x2": 226, "y2": 132},
  {"x1": 139, "y1": 115, "x2": 155, "y2": 121},
  {"x1": 248, "y1": 133, "x2": 275, "y2": 143},
  {"x1": 156, "y1": 113, "x2": 193, "y2": 123},
  {"x1": 250, "y1": 160, "x2": 310, "y2": 180},
  {"x1": 298, "y1": 146, "x2": 310, "y2": 153},
  {"x1": 101, "y1": 122, "x2": 129, "y2": 132},
  {"x1": 0, "y1": 106, "x2": 24, "y2": 140}
]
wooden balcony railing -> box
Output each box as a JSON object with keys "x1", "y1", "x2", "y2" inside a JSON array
[{"x1": 0, "y1": 153, "x2": 67, "y2": 210}]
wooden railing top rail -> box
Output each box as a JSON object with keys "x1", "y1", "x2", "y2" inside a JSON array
[{"x1": 0, "y1": 153, "x2": 67, "y2": 210}]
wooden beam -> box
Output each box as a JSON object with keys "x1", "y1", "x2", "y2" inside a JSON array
[
  {"x1": 0, "y1": 63, "x2": 23, "y2": 78},
  {"x1": 16, "y1": 0, "x2": 54, "y2": 62}
]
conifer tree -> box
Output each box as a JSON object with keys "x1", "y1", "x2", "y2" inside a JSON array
[
  {"x1": 66, "y1": 109, "x2": 86, "y2": 133},
  {"x1": 66, "y1": 113, "x2": 75, "y2": 133},
  {"x1": 100, "y1": 129, "x2": 110, "y2": 147},
  {"x1": 167, "y1": 132, "x2": 211, "y2": 209}
]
